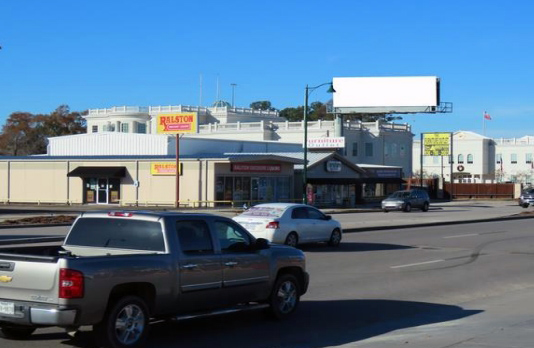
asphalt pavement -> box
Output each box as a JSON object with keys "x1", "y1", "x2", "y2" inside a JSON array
[{"x1": 0, "y1": 199, "x2": 532, "y2": 231}]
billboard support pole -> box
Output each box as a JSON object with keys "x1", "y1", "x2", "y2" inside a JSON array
[{"x1": 420, "y1": 133, "x2": 424, "y2": 187}]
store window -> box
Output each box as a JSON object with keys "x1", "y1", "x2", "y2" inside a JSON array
[
  {"x1": 121, "y1": 123, "x2": 129, "y2": 133},
  {"x1": 92, "y1": 125, "x2": 98, "y2": 133},
  {"x1": 458, "y1": 154, "x2": 464, "y2": 164},
  {"x1": 137, "y1": 123, "x2": 147, "y2": 134},
  {"x1": 526, "y1": 153, "x2": 532, "y2": 164},
  {"x1": 215, "y1": 176, "x2": 290, "y2": 205},
  {"x1": 496, "y1": 154, "x2": 502, "y2": 163},
  {"x1": 352, "y1": 142, "x2": 358, "y2": 157}
]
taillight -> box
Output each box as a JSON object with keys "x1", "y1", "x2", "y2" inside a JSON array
[
  {"x1": 59, "y1": 269, "x2": 84, "y2": 299},
  {"x1": 266, "y1": 221, "x2": 279, "y2": 229}
]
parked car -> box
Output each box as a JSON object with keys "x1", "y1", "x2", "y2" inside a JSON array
[
  {"x1": 519, "y1": 188, "x2": 534, "y2": 208},
  {"x1": 233, "y1": 203, "x2": 342, "y2": 247},
  {"x1": 381, "y1": 189, "x2": 430, "y2": 212},
  {"x1": 0, "y1": 211, "x2": 309, "y2": 348}
]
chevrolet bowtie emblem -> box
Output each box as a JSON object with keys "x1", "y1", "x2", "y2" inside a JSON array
[{"x1": 0, "y1": 275, "x2": 13, "y2": 283}]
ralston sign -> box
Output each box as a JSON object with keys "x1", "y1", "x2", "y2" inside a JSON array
[{"x1": 156, "y1": 112, "x2": 198, "y2": 134}]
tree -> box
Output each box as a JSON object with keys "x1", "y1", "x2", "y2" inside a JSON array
[
  {"x1": 279, "y1": 106, "x2": 304, "y2": 121},
  {"x1": 0, "y1": 112, "x2": 40, "y2": 155},
  {"x1": 0, "y1": 105, "x2": 87, "y2": 156},
  {"x1": 249, "y1": 101, "x2": 276, "y2": 111}
]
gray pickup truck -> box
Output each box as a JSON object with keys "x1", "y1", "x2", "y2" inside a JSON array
[{"x1": 0, "y1": 211, "x2": 309, "y2": 348}]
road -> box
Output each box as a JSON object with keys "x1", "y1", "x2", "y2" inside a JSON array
[{"x1": 2, "y1": 216, "x2": 534, "y2": 347}]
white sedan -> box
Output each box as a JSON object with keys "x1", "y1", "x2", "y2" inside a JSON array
[{"x1": 232, "y1": 203, "x2": 342, "y2": 247}]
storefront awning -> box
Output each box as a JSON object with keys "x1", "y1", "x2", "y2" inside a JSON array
[{"x1": 67, "y1": 166, "x2": 127, "y2": 178}]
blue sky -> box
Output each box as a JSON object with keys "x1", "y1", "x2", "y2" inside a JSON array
[{"x1": 1, "y1": 1, "x2": 533, "y2": 139}]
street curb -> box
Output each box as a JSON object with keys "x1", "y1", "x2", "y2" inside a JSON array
[{"x1": 342, "y1": 214, "x2": 534, "y2": 233}]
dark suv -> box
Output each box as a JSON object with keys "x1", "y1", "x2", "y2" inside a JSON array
[
  {"x1": 381, "y1": 189, "x2": 430, "y2": 212},
  {"x1": 519, "y1": 188, "x2": 534, "y2": 208}
]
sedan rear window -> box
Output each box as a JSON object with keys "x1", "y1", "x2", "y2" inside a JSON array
[
  {"x1": 65, "y1": 218, "x2": 165, "y2": 251},
  {"x1": 240, "y1": 206, "x2": 286, "y2": 218}
]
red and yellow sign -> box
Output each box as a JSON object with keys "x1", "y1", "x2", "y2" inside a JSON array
[
  {"x1": 150, "y1": 162, "x2": 182, "y2": 175},
  {"x1": 156, "y1": 112, "x2": 198, "y2": 134}
]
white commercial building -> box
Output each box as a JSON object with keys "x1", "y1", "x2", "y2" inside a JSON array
[{"x1": 413, "y1": 131, "x2": 534, "y2": 184}]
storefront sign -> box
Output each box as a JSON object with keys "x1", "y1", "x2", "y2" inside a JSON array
[
  {"x1": 366, "y1": 168, "x2": 401, "y2": 178},
  {"x1": 150, "y1": 162, "x2": 182, "y2": 175},
  {"x1": 307, "y1": 137, "x2": 345, "y2": 149},
  {"x1": 231, "y1": 163, "x2": 281, "y2": 172},
  {"x1": 156, "y1": 112, "x2": 198, "y2": 134},
  {"x1": 423, "y1": 132, "x2": 451, "y2": 156},
  {"x1": 325, "y1": 160, "x2": 342, "y2": 172}
]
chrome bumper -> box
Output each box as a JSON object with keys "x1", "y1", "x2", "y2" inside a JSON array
[{"x1": 31, "y1": 307, "x2": 77, "y2": 326}]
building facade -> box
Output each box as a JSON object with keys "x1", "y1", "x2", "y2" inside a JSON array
[{"x1": 413, "y1": 131, "x2": 534, "y2": 184}]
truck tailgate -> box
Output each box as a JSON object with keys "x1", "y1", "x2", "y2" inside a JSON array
[{"x1": 0, "y1": 255, "x2": 60, "y2": 304}]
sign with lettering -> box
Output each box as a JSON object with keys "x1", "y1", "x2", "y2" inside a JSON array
[
  {"x1": 325, "y1": 160, "x2": 342, "y2": 172},
  {"x1": 231, "y1": 163, "x2": 281, "y2": 173},
  {"x1": 156, "y1": 112, "x2": 198, "y2": 134},
  {"x1": 150, "y1": 162, "x2": 182, "y2": 175},
  {"x1": 423, "y1": 132, "x2": 451, "y2": 156},
  {"x1": 307, "y1": 137, "x2": 345, "y2": 149}
]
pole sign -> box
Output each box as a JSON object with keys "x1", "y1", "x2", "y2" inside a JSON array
[
  {"x1": 156, "y1": 112, "x2": 198, "y2": 134},
  {"x1": 423, "y1": 132, "x2": 451, "y2": 156}
]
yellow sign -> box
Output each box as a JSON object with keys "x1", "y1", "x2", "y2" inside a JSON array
[
  {"x1": 156, "y1": 112, "x2": 198, "y2": 134},
  {"x1": 150, "y1": 162, "x2": 181, "y2": 175},
  {"x1": 423, "y1": 133, "x2": 451, "y2": 156}
]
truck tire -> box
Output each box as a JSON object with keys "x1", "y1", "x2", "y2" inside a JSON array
[
  {"x1": 266, "y1": 274, "x2": 300, "y2": 320},
  {"x1": 0, "y1": 326, "x2": 35, "y2": 339},
  {"x1": 94, "y1": 296, "x2": 150, "y2": 348}
]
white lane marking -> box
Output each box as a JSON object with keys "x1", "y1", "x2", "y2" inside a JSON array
[
  {"x1": 391, "y1": 259, "x2": 445, "y2": 269},
  {"x1": 443, "y1": 233, "x2": 479, "y2": 239}
]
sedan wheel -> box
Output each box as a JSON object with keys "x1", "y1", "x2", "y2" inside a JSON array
[
  {"x1": 328, "y1": 229, "x2": 342, "y2": 247},
  {"x1": 284, "y1": 232, "x2": 299, "y2": 248}
]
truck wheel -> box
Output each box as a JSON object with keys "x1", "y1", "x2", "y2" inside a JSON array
[
  {"x1": 284, "y1": 232, "x2": 299, "y2": 248},
  {"x1": 94, "y1": 296, "x2": 150, "y2": 348},
  {"x1": 267, "y1": 274, "x2": 300, "y2": 320},
  {"x1": 328, "y1": 229, "x2": 342, "y2": 247},
  {"x1": 0, "y1": 326, "x2": 36, "y2": 339}
]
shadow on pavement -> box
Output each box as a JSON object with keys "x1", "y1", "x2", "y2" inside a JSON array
[
  {"x1": 300, "y1": 242, "x2": 414, "y2": 253},
  {"x1": 37, "y1": 299, "x2": 481, "y2": 348}
]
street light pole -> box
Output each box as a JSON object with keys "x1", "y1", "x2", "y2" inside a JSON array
[{"x1": 302, "y1": 82, "x2": 335, "y2": 205}]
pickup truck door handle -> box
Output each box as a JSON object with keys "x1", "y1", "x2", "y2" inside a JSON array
[
  {"x1": 224, "y1": 261, "x2": 238, "y2": 267},
  {"x1": 181, "y1": 264, "x2": 198, "y2": 270}
]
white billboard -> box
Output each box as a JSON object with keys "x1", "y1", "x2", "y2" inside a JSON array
[{"x1": 333, "y1": 76, "x2": 440, "y2": 113}]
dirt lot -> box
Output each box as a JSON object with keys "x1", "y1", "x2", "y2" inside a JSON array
[{"x1": 0, "y1": 215, "x2": 76, "y2": 225}]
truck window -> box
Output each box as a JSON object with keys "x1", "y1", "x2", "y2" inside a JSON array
[
  {"x1": 176, "y1": 220, "x2": 214, "y2": 255},
  {"x1": 215, "y1": 220, "x2": 251, "y2": 253},
  {"x1": 65, "y1": 218, "x2": 165, "y2": 251}
]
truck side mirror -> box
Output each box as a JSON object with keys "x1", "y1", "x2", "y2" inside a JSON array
[{"x1": 255, "y1": 238, "x2": 270, "y2": 250}]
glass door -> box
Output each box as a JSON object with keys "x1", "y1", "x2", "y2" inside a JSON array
[{"x1": 97, "y1": 178, "x2": 108, "y2": 204}]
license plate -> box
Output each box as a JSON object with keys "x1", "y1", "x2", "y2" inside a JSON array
[{"x1": 0, "y1": 301, "x2": 15, "y2": 315}]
